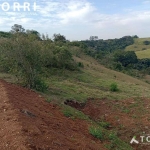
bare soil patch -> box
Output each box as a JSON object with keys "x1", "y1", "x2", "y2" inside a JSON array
[{"x1": 0, "y1": 79, "x2": 106, "y2": 150}]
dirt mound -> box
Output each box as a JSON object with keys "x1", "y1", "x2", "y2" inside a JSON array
[{"x1": 0, "y1": 79, "x2": 106, "y2": 150}]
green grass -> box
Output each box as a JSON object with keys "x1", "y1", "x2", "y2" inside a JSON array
[
  {"x1": 98, "y1": 121, "x2": 110, "y2": 129},
  {"x1": 1, "y1": 52, "x2": 150, "y2": 103},
  {"x1": 89, "y1": 126, "x2": 133, "y2": 150},
  {"x1": 1, "y1": 51, "x2": 146, "y2": 150},
  {"x1": 89, "y1": 126, "x2": 105, "y2": 140},
  {"x1": 125, "y1": 37, "x2": 150, "y2": 59},
  {"x1": 62, "y1": 105, "x2": 89, "y2": 120},
  {"x1": 43, "y1": 55, "x2": 150, "y2": 104},
  {"x1": 135, "y1": 49, "x2": 150, "y2": 59},
  {"x1": 125, "y1": 38, "x2": 150, "y2": 52},
  {"x1": 0, "y1": 73, "x2": 17, "y2": 83}
]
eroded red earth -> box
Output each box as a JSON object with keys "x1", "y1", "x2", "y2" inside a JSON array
[
  {"x1": 0, "y1": 79, "x2": 106, "y2": 150},
  {"x1": 1, "y1": 78, "x2": 150, "y2": 150}
]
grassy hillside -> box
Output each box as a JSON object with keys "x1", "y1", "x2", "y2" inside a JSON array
[
  {"x1": 136, "y1": 49, "x2": 150, "y2": 59},
  {"x1": 1, "y1": 27, "x2": 150, "y2": 150},
  {"x1": 125, "y1": 38, "x2": 150, "y2": 52},
  {"x1": 1, "y1": 44, "x2": 150, "y2": 150},
  {"x1": 2, "y1": 52, "x2": 150, "y2": 103},
  {"x1": 41, "y1": 53, "x2": 150, "y2": 103},
  {"x1": 125, "y1": 38, "x2": 150, "y2": 59}
]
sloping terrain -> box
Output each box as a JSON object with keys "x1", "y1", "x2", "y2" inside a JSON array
[
  {"x1": 66, "y1": 97, "x2": 150, "y2": 150},
  {"x1": 0, "y1": 79, "x2": 106, "y2": 150},
  {"x1": 125, "y1": 38, "x2": 150, "y2": 52},
  {"x1": 1, "y1": 51, "x2": 150, "y2": 150},
  {"x1": 136, "y1": 49, "x2": 150, "y2": 59},
  {"x1": 125, "y1": 38, "x2": 150, "y2": 59},
  {"x1": 2, "y1": 76, "x2": 150, "y2": 149},
  {"x1": 43, "y1": 53, "x2": 150, "y2": 103}
]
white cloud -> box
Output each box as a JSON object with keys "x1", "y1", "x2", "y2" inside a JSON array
[
  {"x1": 143, "y1": 0, "x2": 150, "y2": 4},
  {"x1": 0, "y1": 0, "x2": 150, "y2": 40},
  {"x1": 56, "y1": 1, "x2": 95, "y2": 24}
]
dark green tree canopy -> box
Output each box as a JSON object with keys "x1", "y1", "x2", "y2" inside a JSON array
[
  {"x1": 53, "y1": 33, "x2": 67, "y2": 42},
  {"x1": 143, "y1": 41, "x2": 150, "y2": 45},
  {"x1": 114, "y1": 51, "x2": 138, "y2": 67},
  {"x1": 0, "y1": 31, "x2": 12, "y2": 38}
]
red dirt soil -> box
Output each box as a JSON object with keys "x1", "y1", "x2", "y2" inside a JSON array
[
  {"x1": 0, "y1": 79, "x2": 106, "y2": 150},
  {"x1": 81, "y1": 98, "x2": 150, "y2": 150}
]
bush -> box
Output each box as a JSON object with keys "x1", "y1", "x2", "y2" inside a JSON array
[
  {"x1": 143, "y1": 41, "x2": 150, "y2": 45},
  {"x1": 110, "y1": 83, "x2": 119, "y2": 92},
  {"x1": 78, "y1": 62, "x2": 84, "y2": 68},
  {"x1": 0, "y1": 34, "x2": 49, "y2": 92},
  {"x1": 0, "y1": 32, "x2": 77, "y2": 91},
  {"x1": 33, "y1": 77, "x2": 48, "y2": 92},
  {"x1": 142, "y1": 48, "x2": 147, "y2": 50}
]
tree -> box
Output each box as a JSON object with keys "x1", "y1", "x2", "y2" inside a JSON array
[
  {"x1": 0, "y1": 31, "x2": 12, "y2": 38},
  {"x1": 53, "y1": 33, "x2": 66, "y2": 42},
  {"x1": 89, "y1": 36, "x2": 98, "y2": 41},
  {"x1": 0, "y1": 33, "x2": 48, "y2": 91},
  {"x1": 26, "y1": 29, "x2": 41, "y2": 40},
  {"x1": 114, "y1": 51, "x2": 138, "y2": 67},
  {"x1": 132, "y1": 35, "x2": 139, "y2": 38},
  {"x1": 10, "y1": 24, "x2": 25, "y2": 33}
]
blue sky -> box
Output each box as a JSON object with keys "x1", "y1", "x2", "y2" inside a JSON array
[{"x1": 0, "y1": 0, "x2": 150, "y2": 40}]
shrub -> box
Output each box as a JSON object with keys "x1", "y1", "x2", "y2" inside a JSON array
[
  {"x1": 142, "y1": 48, "x2": 147, "y2": 50},
  {"x1": 110, "y1": 83, "x2": 119, "y2": 92},
  {"x1": 113, "y1": 62, "x2": 123, "y2": 71},
  {"x1": 78, "y1": 62, "x2": 84, "y2": 68},
  {"x1": 33, "y1": 77, "x2": 48, "y2": 92},
  {"x1": 63, "y1": 108, "x2": 73, "y2": 117},
  {"x1": 0, "y1": 32, "x2": 77, "y2": 91},
  {"x1": 143, "y1": 41, "x2": 150, "y2": 45},
  {"x1": 0, "y1": 34, "x2": 49, "y2": 92},
  {"x1": 108, "y1": 132, "x2": 117, "y2": 140}
]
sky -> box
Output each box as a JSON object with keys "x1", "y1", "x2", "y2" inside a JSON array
[{"x1": 0, "y1": 0, "x2": 150, "y2": 40}]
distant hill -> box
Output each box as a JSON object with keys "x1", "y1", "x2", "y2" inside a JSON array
[{"x1": 125, "y1": 38, "x2": 150, "y2": 59}]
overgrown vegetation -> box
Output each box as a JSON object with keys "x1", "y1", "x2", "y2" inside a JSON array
[{"x1": 0, "y1": 24, "x2": 77, "y2": 91}]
